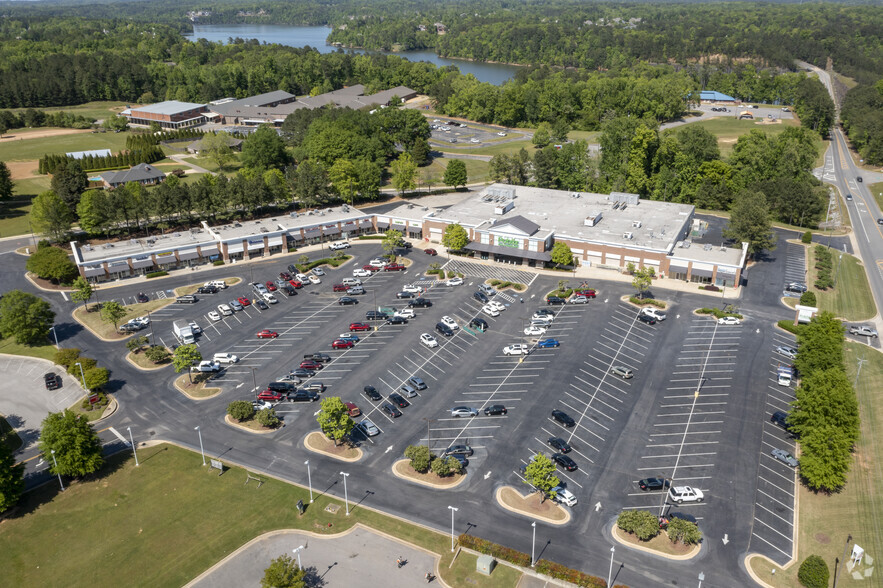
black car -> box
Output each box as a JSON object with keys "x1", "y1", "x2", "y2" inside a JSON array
[
  {"x1": 450, "y1": 454, "x2": 468, "y2": 468},
  {"x1": 534, "y1": 309, "x2": 554, "y2": 316},
  {"x1": 552, "y1": 454, "x2": 578, "y2": 471},
  {"x1": 396, "y1": 291, "x2": 414, "y2": 299},
  {"x1": 484, "y1": 404, "x2": 507, "y2": 416},
  {"x1": 386, "y1": 316, "x2": 408, "y2": 325},
  {"x1": 44, "y1": 372, "x2": 60, "y2": 390},
  {"x1": 290, "y1": 390, "x2": 319, "y2": 402},
  {"x1": 785, "y1": 282, "x2": 807, "y2": 293},
  {"x1": 435, "y1": 322, "x2": 454, "y2": 337},
  {"x1": 548, "y1": 436, "x2": 572, "y2": 453},
  {"x1": 255, "y1": 299, "x2": 269, "y2": 310},
  {"x1": 637, "y1": 313, "x2": 656, "y2": 325},
  {"x1": 381, "y1": 403, "x2": 402, "y2": 418},
  {"x1": 197, "y1": 285, "x2": 218, "y2": 294},
  {"x1": 638, "y1": 477, "x2": 670, "y2": 491},
  {"x1": 770, "y1": 410, "x2": 795, "y2": 435},
  {"x1": 304, "y1": 352, "x2": 331, "y2": 363},
  {"x1": 473, "y1": 291, "x2": 490, "y2": 303},
  {"x1": 389, "y1": 393, "x2": 410, "y2": 408},
  {"x1": 409, "y1": 298, "x2": 432, "y2": 308},
  {"x1": 546, "y1": 296, "x2": 565, "y2": 305},
  {"x1": 338, "y1": 296, "x2": 359, "y2": 306},
  {"x1": 366, "y1": 310, "x2": 389, "y2": 321},
  {"x1": 267, "y1": 381, "x2": 297, "y2": 393},
  {"x1": 445, "y1": 444, "x2": 473, "y2": 457},
  {"x1": 136, "y1": 292, "x2": 149, "y2": 303},
  {"x1": 281, "y1": 285, "x2": 297, "y2": 296},
  {"x1": 364, "y1": 385, "x2": 382, "y2": 401},
  {"x1": 469, "y1": 318, "x2": 488, "y2": 331},
  {"x1": 551, "y1": 409, "x2": 575, "y2": 427},
  {"x1": 288, "y1": 264, "x2": 298, "y2": 274}
]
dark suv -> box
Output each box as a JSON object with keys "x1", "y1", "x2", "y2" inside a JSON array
[
  {"x1": 546, "y1": 296, "x2": 565, "y2": 305},
  {"x1": 473, "y1": 291, "x2": 490, "y2": 304},
  {"x1": 197, "y1": 285, "x2": 218, "y2": 294},
  {"x1": 551, "y1": 409, "x2": 575, "y2": 427},
  {"x1": 435, "y1": 322, "x2": 454, "y2": 337},
  {"x1": 366, "y1": 310, "x2": 388, "y2": 321},
  {"x1": 267, "y1": 381, "x2": 297, "y2": 393},
  {"x1": 770, "y1": 410, "x2": 796, "y2": 435},
  {"x1": 44, "y1": 372, "x2": 60, "y2": 390},
  {"x1": 303, "y1": 352, "x2": 331, "y2": 362},
  {"x1": 409, "y1": 298, "x2": 432, "y2": 308}
]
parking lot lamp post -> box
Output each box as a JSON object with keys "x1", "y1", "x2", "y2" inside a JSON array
[
  {"x1": 50, "y1": 449, "x2": 64, "y2": 491},
  {"x1": 530, "y1": 522, "x2": 536, "y2": 566},
  {"x1": 447, "y1": 505, "x2": 458, "y2": 552},
  {"x1": 697, "y1": 572, "x2": 705, "y2": 588},
  {"x1": 423, "y1": 417, "x2": 432, "y2": 448},
  {"x1": 251, "y1": 367, "x2": 258, "y2": 401},
  {"x1": 607, "y1": 546, "x2": 615, "y2": 587},
  {"x1": 340, "y1": 472, "x2": 350, "y2": 515},
  {"x1": 127, "y1": 426, "x2": 139, "y2": 466},
  {"x1": 147, "y1": 309, "x2": 155, "y2": 346},
  {"x1": 74, "y1": 361, "x2": 88, "y2": 393},
  {"x1": 292, "y1": 545, "x2": 305, "y2": 570},
  {"x1": 195, "y1": 426, "x2": 206, "y2": 466},
  {"x1": 49, "y1": 326, "x2": 58, "y2": 347},
  {"x1": 305, "y1": 460, "x2": 313, "y2": 503}
]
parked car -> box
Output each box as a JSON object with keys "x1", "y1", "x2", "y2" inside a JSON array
[
  {"x1": 400, "y1": 384, "x2": 418, "y2": 398},
  {"x1": 718, "y1": 316, "x2": 741, "y2": 325},
  {"x1": 552, "y1": 454, "x2": 578, "y2": 471},
  {"x1": 389, "y1": 393, "x2": 410, "y2": 408},
  {"x1": 333, "y1": 284, "x2": 348, "y2": 292},
  {"x1": 473, "y1": 291, "x2": 490, "y2": 303},
  {"x1": 424, "y1": 249, "x2": 438, "y2": 256},
  {"x1": 279, "y1": 271, "x2": 292, "y2": 281},
  {"x1": 346, "y1": 286, "x2": 365, "y2": 295},
  {"x1": 421, "y1": 333, "x2": 439, "y2": 348},
  {"x1": 329, "y1": 241, "x2": 351, "y2": 251},
  {"x1": 338, "y1": 333, "x2": 360, "y2": 342},
  {"x1": 551, "y1": 410, "x2": 575, "y2": 427},
  {"x1": 192, "y1": 360, "x2": 221, "y2": 372},
  {"x1": 237, "y1": 297, "x2": 251, "y2": 307},
  {"x1": 218, "y1": 303, "x2": 233, "y2": 316},
  {"x1": 503, "y1": 344, "x2": 530, "y2": 356},
  {"x1": 300, "y1": 360, "x2": 323, "y2": 371},
  {"x1": 552, "y1": 485, "x2": 577, "y2": 507},
  {"x1": 384, "y1": 263, "x2": 406, "y2": 272},
  {"x1": 771, "y1": 448, "x2": 799, "y2": 467},
  {"x1": 547, "y1": 436, "x2": 571, "y2": 453},
  {"x1": 570, "y1": 295, "x2": 589, "y2": 304},
  {"x1": 849, "y1": 325, "x2": 878, "y2": 338},
  {"x1": 288, "y1": 280, "x2": 304, "y2": 289},
  {"x1": 641, "y1": 307, "x2": 667, "y2": 321},
  {"x1": 386, "y1": 316, "x2": 408, "y2": 325},
  {"x1": 349, "y1": 322, "x2": 371, "y2": 332},
  {"x1": 281, "y1": 285, "x2": 296, "y2": 296},
  {"x1": 381, "y1": 403, "x2": 402, "y2": 418},
  {"x1": 776, "y1": 346, "x2": 798, "y2": 360},
  {"x1": 785, "y1": 282, "x2": 807, "y2": 293},
  {"x1": 197, "y1": 285, "x2": 218, "y2": 294},
  {"x1": 469, "y1": 318, "x2": 488, "y2": 331},
  {"x1": 610, "y1": 365, "x2": 634, "y2": 379},
  {"x1": 331, "y1": 339, "x2": 354, "y2": 349},
  {"x1": 308, "y1": 275, "x2": 321, "y2": 285},
  {"x1": 537, "y1": 338, "x2": 560, "y2": 348},
  {"x1": 345, "y1": 402, "x2": 361, "y2": 417},
  {"x1": 444, "y1": 444, "x2": 473, "y2": 457},
  {"x1": 44, "y1": 372, "x2": 60, "y2": 390},
  {"x1": 175, "y1": 295, "x2": 198, "y2": 304},
  {"x1": 408, "y1": 376, "x2": 427, "y2": 390},
  {"x1": 396, "y1": 291, "x2": 414, "y2": 299},
  {"x1": 446, "y1": 277, "x2": 464, "y2": 286},
  {"x1": 303, "y1": 352, "x2": 331, "y2": 363},
  {"x1": 637, "y1": 313, "x2": 656, "y2": 325},
  {"x1": 409, "y1": 298, "x2": 432, "y2": 308},
  {"x1": 302, "y1": 382, "x2": 326, "y2": 393},
  {"x1": 364, "y1": 385, "x2": 382, "y2": 401},
  {"x1": 290, "y1": 390, "x2": 320, "y2": 402},
  {"x1": 484, "y1": 404, "x2": 507, "y2": 416},
  {"x1": 573, "y1": 288, "x2": 597, "y2": 298},
  {"x1": 338, "y1": 296, "x2": 359, "y2": 306},
  {"x1": 451, "y1": 406, "x2": 478, "y2": 417},
  {"x1": 394, "y1": 308, "x2": 415, "y2": 319},
  {"x1": 482, "y1": 304, "x2": 500, "y2": 317},
  {"x1": 440, "y1": 316, "x2": 459, "y2": 330},
  {"x1": 212, "y1": 353, "x2": 239, "y2": 364},
  {"x1": 265, "y1": 281, "x2": 277, "y2": 291},
  {"x1": 256, "y1": 329, "x2": 278, "y2": 339},
  {"x1": 524, "y1": 325, "x2": 547, "y2": 336},
  {"x1": 257, "y1": 390, "x2": 286, "y2": 402},
  {"x1": 353, "y1": 268, "x2": 372, "y2": 278},
  {"x1": 668, "y1": 486, "x2": 704, "y2": 503},
  {"x1": 638, "y1": 477, "x2": 670, "y2": 491},
  {"x1": 546, "y1": 296, "x2": 565, "y2": 305},
  {"x1": 136, "y1": 292, "x2": 149, "y2": 303},
  {"x1": 208, "y1": 311, "x2": 221, "y2": 321},
  {"x1": 357, "y1": 419, "x2": 379, "y2": 436},
  {"x1": 312, "y1": 267, "x2": 325, "y2": 276}
]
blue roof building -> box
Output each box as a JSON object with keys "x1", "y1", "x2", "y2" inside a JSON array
[{"x1": 700, "y1": 91, "x2": 736, "y2": 102}]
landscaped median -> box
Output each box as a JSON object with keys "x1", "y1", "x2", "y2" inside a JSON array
[
  {"x1": 174, "y1": 373, "x2": 221, "y2": 400},
  {"x1": 391, "y1": 459, "x2": 466, "y2": 488},
  {"x1": 72, "y1": 298, "x2": 174, "y2": 341},
  {"x1": 304, "y1": 431, "x2": 362, "y2": 461},
  {"x1": 494, "y1": 486, "x2": 569, "y2": 525}
]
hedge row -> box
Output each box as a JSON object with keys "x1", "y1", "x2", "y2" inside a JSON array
[
  {"x1": 534, "y1": 560, "x2": 606, "y2": 587},
  {"x1": 456, "y1": 534, "x2": 531, "y2": 567},
  {"x1": 39, "y1": 146, "x2": 164, "y2": 174},
  {"x1": 297, "y1": 255, "x2": 351, "y2": 271},
  {"x1": 630, "y1": 296, "x2": 666, "y2": 308},
  {"x1": 696, "y1": 307, "x2": 743, "y2": 319},
  {"x1": 145, "y1": 270, "x2": 169, "y2": 279},
  {"x1": 776, "y1": 319, "x2": 804, "y2": 335},
  {"x1": 358, "y1": 235, "x2": 386, "y2": 240},
  {"x1": 813, "y1": 245, "x2": 834, "y2": 290},
  {"x1": 489, "y1": 279, "x2": 525, "y2": 291}
]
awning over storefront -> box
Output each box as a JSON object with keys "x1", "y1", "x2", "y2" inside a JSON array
[
  {"x1": 156, "y1": 254, "x2": 177, "y2": 265},
  {"x1": 177, "y1": 249, "x2": 199, "y2": 261},
  {"x1": 668, "y1": 262, "x2": 688, "y2": 272},
  {"x1": 465, "y1": 241, "x2": 551, "y2": 262},
  {"x1": 267, "y1": 236, "x2": 284, "y2": 247},
  {"x1": 107, "y1": 261, "x2": 130, "y2": 272},
  {"x1": 226, "y1": 243, "x2": 245, "y2": 254},
  {"x1": 247, "y1": 240, "x2": 264, "y2": 251},
  {"x1": 323, "y1": 227, "x2": 341, "y2": 236},
  {"x1": 303, "y1": 229, "x2": 321, "y2": 239},
  {"x1": 83, "y1": 266, "x2": 106, "y2": 277},
  {"x1": 690, "y1": 267, "x2": 713, "y2": 278},
  {"x1": 132, "y1": 257, "x2": 154, "y2": 269},
  {"x1": 375, "y1": 221, "x2": 390, "y2": 229},
  {"x1": 716, "y1": 266, "x2": 737, "y2": 275},
  {"x1": 390, "y1": 223, "x2": 406, "y2": 232},
  {"x1": 200, "y1": 245, "x2": 219, "y2": 256},
  {"x1": 359, "y1": 219, "x2": 373, "y2": 227}
]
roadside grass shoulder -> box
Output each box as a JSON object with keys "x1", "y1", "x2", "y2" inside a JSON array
[
  {"x1": 809, "y1": 249, "x2": 875, "y2": 320},
  {"x1": 869, "y1": 181, "x2": 883, "y2": 213}
]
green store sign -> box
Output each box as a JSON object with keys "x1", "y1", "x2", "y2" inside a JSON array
[{"x1": 497, "y1": 236, "x2": 520, "y2": 248}]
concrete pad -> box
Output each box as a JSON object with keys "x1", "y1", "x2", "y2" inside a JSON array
[{"x1": 188, "y1": 525, "x2": 439, "y2": 588}]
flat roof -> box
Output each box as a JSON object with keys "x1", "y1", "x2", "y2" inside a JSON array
[
  {"x1": 130, "y1": 101, "x2": 206, "y2": 116},
  {"x1": 377, "y1": 204, "x2": 434, "y2": 224},
  {"x1": 76, "y1": 229, "x2": 217, "y2": 263},
  {"x1": 670, "y1": 241, "x2": 745, "y2": 267},
  {"x1": 206, "y1": 206, "x2": 373, "y2": 241},
  {"x1": 432, "y1": 184, "x2": 694, "y2": 252}
]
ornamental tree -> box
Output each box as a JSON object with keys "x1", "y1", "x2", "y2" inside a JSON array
[
  {"x1": 0, "y1": 290, "x2": 55, "y2": 345},
  {"x1": 38, "y1": 409, "x2": 104, "y2": 477},
  {"x1": 442, "y1": 223, "x2": 469, "y2": 251},
  {"x1": 316, "y1": 397, "x2": 353, "y2": 445}
]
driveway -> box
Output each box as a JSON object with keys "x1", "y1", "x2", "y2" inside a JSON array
[
  {"x1": 0, "y1": 355, "x2": 85, "y2": 452},
  {"x1": 188, "y1": 525, "x2": 440, "y2": 588}
]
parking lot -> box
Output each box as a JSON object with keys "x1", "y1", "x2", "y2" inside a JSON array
[{"x1": 428, "y1": 118, "x2": 520, "y2": 146}]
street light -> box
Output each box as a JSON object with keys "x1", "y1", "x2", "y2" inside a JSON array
[
  {"x1": 292, "y1": 545, "x2": 305, "y2": 570},
  {"x1": 127, "y1": 426, "x2": 139, "y2": 466},
  {"x1": 305, "y1": 460, "x2": 313, "y2": 503},
  {"x1": 530, "y1": 522, "x2": 536, "y2": 567},
  {"x1": 340, "y1": 472, "x2": 350, "y2": 515},
  {"x1": 607, "y1": 546, "x2": 615, "y2": 588},
  {"x1": 698, "y1": 572, "x2": 705, "y2": 588},
  {"x1": 195, "y1": 426, "x2": 206, "y2": 466},
  {"x1": 49, "y1": 326, "x2": 58, "y2": 347},
  {"x1": 423, "y1": 417, "x2": 433, "y2": 449},
  {"x1": 251, "y1": 367, "x2": 258, "y2": 401},
  {"x1": 50, "y1": 449, "x2": 64, "y2": 491},
  {"x1": 74, "y1": 361, "x2": 88, "y2": 393},
  {"x1": 447, "y1": 505, "x2": 459, "y2": 552}
]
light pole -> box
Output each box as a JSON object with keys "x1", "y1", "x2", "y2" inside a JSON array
[
  {"x1": 423, "y1": 417, "x2": 432, "y2": 449},
  {"x1": 251, "y1": 367, "x2": 258, "y2": 401},
  {"x1": 607, "y1": 546, "x2": 615, "y2": 588},
  {"x1": 49, "y1": 326, "x2": 58, "y2": 347},
  {"x1": 50, "y1": 449, "x2": 64, "y2": 491},
  {"x1": 74, "y1": 361, "x2": 88, "y2": 393},
  {"x1": 305, "y1": 460, "x2": 313, "y2": 503},
  {"x1": 195, "y1": 426, "x2": 206, "y2": 465},
  {"x1": 698, "y1": 572, "x2": 705, "y2": 588},
  {"x1": 447, "y1": 505, "x2": 458, "y2": 552},
  {"x1": 530, "y1": 522, "x2": 536, "y2": 566},
  {"x1": 147, "y1": 309, "x2": 155, "y2": 346},
  {"x1": 127, "y1": 426, "x2": 139, "y2": 466},
  {"x1": 340, "y1": 472, "x2": 350, "y2": 515},
  {"x1": 292, "y1": 545, "x2": 305, "y2": 570}
]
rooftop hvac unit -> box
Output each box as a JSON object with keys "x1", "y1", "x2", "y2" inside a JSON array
[
  {"x1": 632, "y1": 220, "x2": 642, "y2": 228},
  {"x1": 571, "y1": 192, "x2": 580, "y2": 198},
  {"x1": 623, "y1": 232, "x2": 634, "y2": 240},
  {"x1": 584, "y1": 212, "x2": 603, "y2": 226}
]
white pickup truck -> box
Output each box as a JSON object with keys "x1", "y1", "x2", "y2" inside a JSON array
[{"x1": 849, "y1": 325, "x2": 878, "y2": 338}]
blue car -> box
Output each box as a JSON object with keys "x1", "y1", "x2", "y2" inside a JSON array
[
  {"x1": 537, "y1": 338, "x2": 560, "y2": 348},
  {"x1": 338, "y1": 333, "x2": 360, "y2": 343}
]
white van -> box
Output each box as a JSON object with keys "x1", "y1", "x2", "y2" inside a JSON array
[
  {"x1": 263, "y1": 293, "x2": 279, "y2": 304},
  {"x1": 342, "y1": 277, "x2": 362, "y2": 287},
  {"x1": 205, "y1": 280, "x2": 228, "y2": 290}
]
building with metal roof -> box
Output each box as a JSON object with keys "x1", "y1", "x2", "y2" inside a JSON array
[
  {"x1": 124, "y1": 101, "x2": 208, "y2": 130},
  {"x1": 700, "y1": 90, "x2": 737, "y2": 103}
]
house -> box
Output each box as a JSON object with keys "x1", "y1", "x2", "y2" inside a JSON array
[{"x1": 99, "y1": 163, "x2": 166, "y2": 189}]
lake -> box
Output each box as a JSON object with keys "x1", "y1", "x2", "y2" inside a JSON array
[{"x1": 185, "y1": 24, "x2": 520, "y2": 85}]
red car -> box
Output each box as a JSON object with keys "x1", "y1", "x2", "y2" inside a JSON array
[
  {"x1": 349, "y1": 322, "x2": 371, "y2": 332},
  {"x1": 258, "y1": 390, "x2": 285, "y2": 402},
  {"x1": 237, "y1": 297, "x2": 251, "y2": 307},
  {"x1": 265, "y1": 281, "x2": 277, "y2": 291},
  {"x1": 279, "y1": 272, "x2": 291, "y2": 281},
  {"x1": 257, "y1": 329, "x2": 279, "y2": 339},
  {"x1": 300, "y1": 360, "x2": 323, "y2": 371},
  {"x1": 331, "y1": 339, "x2": 354, "y2": 349},
  {"x1": 333, "y1": 284, "x2": 348, "y2": 292},
  {"x1": 362, "y1": 264, "x2": 381, "y2": 272},
  {"x1": 424, "y1": 249, "x2": 437, "y2": 256},
  {"x1": 384, "y1": 263, "x2": 406, "y2": 271},
  {"x1": 574, "y1": 289, "x2": 597, "y2": 298},
  {"x1": 289, "y1": 280, "x2": 304, "y2": 289}
]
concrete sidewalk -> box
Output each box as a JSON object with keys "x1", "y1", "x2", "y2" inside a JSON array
[{"x1": 187, "y1": 525, "x2": 442, "y2": 588}]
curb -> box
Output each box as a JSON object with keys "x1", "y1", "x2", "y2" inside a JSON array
[
  {"x1": 223, "y1": 414, "x2": 280, "y2": 435},
  {"x1": 494, "y1": 486, "x2": 570, "y2": 526},
  {"x1": 390, "y1": 459, "x2": 467, "y2": 489},
  {"x1": 609, "y1": 523, "x2": 701, "y2": 561},
  {"x1": 303, "y1": 431, "x2": 363, "y2": 462},
  {"x1": 124, "y1": 351, "x2": 172, "y2": 372},
  {"x1": 173, "y1": 375, "x2": 222, "y2": 401}
]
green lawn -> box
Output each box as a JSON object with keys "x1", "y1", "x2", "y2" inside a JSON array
[
  {"x1": 5, "y1": 101, "x2": 130, "y2": 122},
  {"x1": 869, "y1": 181, "x2": 883, "y2": 212},
  {"x1": 666, "y1": 117, "x2": 813, "y2": 157},
  {"x1": 424, "y1": 157, "x2": 489, "y2": 184},
  {"x1": 0, "y1": 415, "x2": 23, "y2": 452},
  {"x1": 0, "y1": 444, "x2": 521, "y2": 588},
  {"x1": 436, "y1": 139, "x2": 536, "y2": 157},
  {"x1": 809, "y1": 248, "x2": 876, "y2": 321},
  {"x1": 749, "y1": 341, "x2": 883, "y2": 587},
  {"x1": 0, "y1": 131, "x2": 132, "y2": 162},
  {"x1": 0, "y1": 184, "x2": 44, "y2": 238},
  {"x1": 0, "y1": 336, "x2": 57, "y2": 362}
]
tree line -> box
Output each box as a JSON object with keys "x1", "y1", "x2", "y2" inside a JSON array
[
  {"x1": 841, "y1": 82, "x2": 883, "y2": 166},
  {"x1": 0, "y1": 109, "x2": 95, "y2": 134}
]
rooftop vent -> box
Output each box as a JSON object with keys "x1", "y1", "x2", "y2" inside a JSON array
[
  {"x1": 632, "y1": 220, "x2": 642, "y2": 228},
  {"x1": 571, "y1": 192, "x2": 580, "y2": 198},
  {"x1": 584, "y1": 212, "x2": 603, "y2": 227},
  {"x1": 612, "y1": 201, "x2": 620, "y2": 210},
  {"x1": 494, "y1": 200, "x2": 514, "y2": 215},
  {"x1": 623, "y1": 232, "x2": 634, "y2": 240}
]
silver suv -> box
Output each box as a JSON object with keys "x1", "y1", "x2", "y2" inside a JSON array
[{"x1": 610, "y1": 365, "x2": 634, "y2": 379}]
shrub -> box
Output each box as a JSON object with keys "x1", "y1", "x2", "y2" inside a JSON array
[
  {"x1": 456, "y1": 534, "x2": 531, "y2": 567},
  {"x1": 145, "y1": 270, "x2": 169, "y2": 279},
  {"x1": 255, "y1": 407, "x2": 280, "y2": 428},
  {"x1": 489, "y1": 279, "x2": 501, "y2": 286},
  {"x1": 512, "y1": 283, "x2": 525, "y2": 291},
  {"x1": 630, "y1": 296, "x2": 666, "y2": 308},
  {"x1": 801, "y1": 231, "x2": 813, "y2": 244},
  {"x1": 144, "y1": 345, "x2": 170, "y2": 363},
  {"x1": 666, "y1": 518, "x2": 703, "y2": 545},
  {"x1": 67, "y1": 356, "x2": 96, "y2": 375},
  {"x1": 80, "y1": 391, "x2": 107, "y2": 409},
  {"x1": 617, "y1": 510, "x2": 660, "y2": 540},
  {"x1": 701, "y1": 284, "x2": 720, "y2": 292},
  {"x1": 797, "y1": 555, "x2": 829, "y2": 588},
  {"x1": 777, "y1": 319, "x2": 803, "y2": 335},
  {"x1": 404, "y1": 444, "x2": 431, "y2": 473},
  {"x1": 54, "y1": 347, "x2": 81, "y2": 369},
  {"x1": 799, "y1": 291, "x2": 817, "y2": 306},
  {"x1": 84, "y1": 366, "x2": 110, "y2": 390},
  {"x1": 534, "y1": 560, "x2": 606, "y2": 587},
  {"x1": 227, "y1": 400, "x2": 255, "y2": 421},
  {"x1": 358, "y1": 235, "x2": 386, "y2": 240},
  {"x1": 212, "y1": 260, "x2": 225, "y2": 266},
  {"x1": 431, "y1": 455, "x2": 453, "y2": 476},
  {"x1": 696, "y1": 307, "x2": 743, "y2": 319}
]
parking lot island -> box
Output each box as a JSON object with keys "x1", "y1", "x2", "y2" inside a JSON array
[
  {"x1": 611, "y1": 522, "x2": 701, "y2": 560},
  {"x1": 304, "y1": 431, "x2": 363, "y2": 462},
  {"x1": 391, "y1": 459, "x2": 468, "y2": 489},
  {"x1": 174, "y1": 373, "x2": 222, "y2": 400},
  {"x1": 224, "y1": 414, "x2": 281, "y2": 435},
  {"x1": 495, "y1": 486, "x2": 570, "y2": 525}
]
